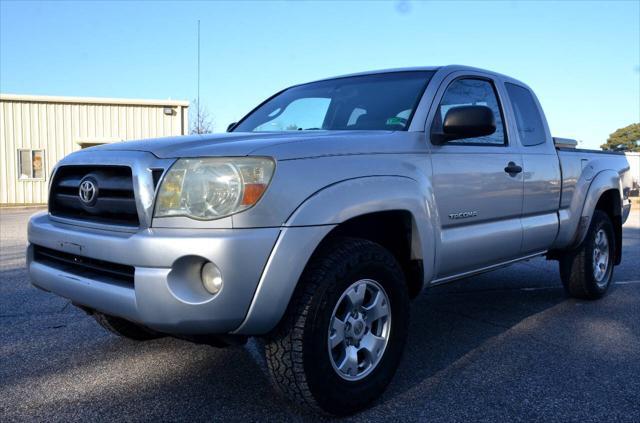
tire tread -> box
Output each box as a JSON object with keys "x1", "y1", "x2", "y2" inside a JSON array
[
  {"x1": 264, "y1": 237, "x2": 406, "y2": 414},
  {"x1": 560, "y1": 210, "x2": 615, "y2": 300}
]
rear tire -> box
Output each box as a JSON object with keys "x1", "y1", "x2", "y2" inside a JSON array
[
  {"x1": 264, "y1": 237, "x2": 410, "y2": 416},
  {"x1": 93, "y1": 312, "x2": 163, "y2": 341},
  {"x1": 559, "y1": 210, "x2": 615, "y2": 300}
]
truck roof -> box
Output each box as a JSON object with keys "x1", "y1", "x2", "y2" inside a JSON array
[{"x1": 310, "y1": 65, "x2": 528, "y2": 88}]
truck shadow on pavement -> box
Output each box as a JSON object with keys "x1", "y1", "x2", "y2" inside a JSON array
[
  {"x1": 382, "y1": 276, "x2": 567, "y2": 402},
  {"x1": 3, "y1": 210, "x2": 639, "y2": 421},
  {"x1": 2, "y1": 262, "x2": 574, "y2": 421}
]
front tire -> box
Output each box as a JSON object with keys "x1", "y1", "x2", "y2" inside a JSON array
[
  {"x1": 560, "y1": 210, "x2": 616, "y2": 300},
  {"x1": 265, "y1": 237, "x2": 410, "y2": 415}
]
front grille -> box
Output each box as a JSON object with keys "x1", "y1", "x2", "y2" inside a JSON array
[
  {"x1": 49, "y1": 165, "x2": 139, "y2": 227},
  {"x1": 33, "y1": 245, "x2": 135, "y2": 287}
]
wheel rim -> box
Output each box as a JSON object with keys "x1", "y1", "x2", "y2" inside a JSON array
[
  {"x1": 327, "y1": 279, "x2": 391, "y2": 381},
  {"x1": 592, "y1": 228, "x2": 610, "y2": 286}
]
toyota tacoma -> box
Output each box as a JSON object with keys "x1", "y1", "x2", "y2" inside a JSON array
[{"x1": 27, "y1": 65, "x2": 633, "y2": 415}]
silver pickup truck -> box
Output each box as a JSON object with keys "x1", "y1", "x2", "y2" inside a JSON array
[{"x1": 27, "y1": 65, "x2": 632, "y2": 415}]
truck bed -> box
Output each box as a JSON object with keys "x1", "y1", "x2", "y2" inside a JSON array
[{"x1": 553, "y1": 143, "x2": 632, "y2": 251}]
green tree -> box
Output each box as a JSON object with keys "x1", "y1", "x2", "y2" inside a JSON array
[{"x1": 600, "y1": 123, "x2": 640, "y2": 152}]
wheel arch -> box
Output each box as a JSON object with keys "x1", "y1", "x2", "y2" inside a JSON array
[
  {"x1": 317, "y1": 210, "x2": 425, "y2": 298},
  {"x1": 592, "y1": 189, "x2": 623, "y2": 264},
  {"x1": 574, "y1": 171, "x2": 623, "y2": 264},
  {"x1": 285, "y1": 175, "x2": 436, "y2": 291},
  {"x1": 234, "y1": 176, "x2": 436, "y2": 335}
]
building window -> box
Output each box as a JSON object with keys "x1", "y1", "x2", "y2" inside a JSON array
[{"x1": 18, "y1": 149, "x2": 45, "y2": 180}]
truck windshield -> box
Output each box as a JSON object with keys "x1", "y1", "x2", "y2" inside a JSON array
[{"x1": 232, "y1": 71, "x2": 434, "y2": 132}]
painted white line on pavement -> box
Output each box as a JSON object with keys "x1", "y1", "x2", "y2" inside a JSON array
[
  {"x1": 520, "y1": 287, "x2": 553, "y2": 291},
  {"x1": 615, "y1": 280, "x2": 640, "y2": 285},
  {"x1": 518, "y1": 280, "x2": 640, "y2": 291}
]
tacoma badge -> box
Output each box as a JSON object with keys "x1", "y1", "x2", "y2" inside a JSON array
[{"x1": 449, "y1": 211, "x2": 478, "y2": 220}]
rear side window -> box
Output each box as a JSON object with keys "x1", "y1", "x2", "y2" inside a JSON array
[{"x1": 505, "y1": 83, "x2": 546, "y2": 146}]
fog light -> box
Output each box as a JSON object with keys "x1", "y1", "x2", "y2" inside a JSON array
[{"x1": 201, "y1": 262, "x2": 223, "y2": 295}]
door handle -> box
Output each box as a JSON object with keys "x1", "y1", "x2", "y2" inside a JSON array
[{"x1": 504, "y1": 162, "x2": 523, "y2": 175}]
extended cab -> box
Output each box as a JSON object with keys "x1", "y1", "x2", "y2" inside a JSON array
[{"x1": 27, "y1": 66, "x2": 632, "y2": 415}]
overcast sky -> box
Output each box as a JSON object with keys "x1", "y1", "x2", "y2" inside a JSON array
[{"x1": 1, "y1": 0, "x2": 638, "y2": 149}]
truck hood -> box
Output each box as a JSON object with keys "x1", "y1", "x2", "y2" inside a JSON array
[{"x1": 86, "y1": 131, "x2": 422, "y2": 160}]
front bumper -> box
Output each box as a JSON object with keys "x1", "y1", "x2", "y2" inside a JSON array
[{"x1": 27, "y1": 212, "x2": 279, "y2": 335}]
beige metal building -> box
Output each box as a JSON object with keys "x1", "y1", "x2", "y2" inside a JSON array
[
  {"x1": 626, "y1": 152, "x2": 640, "y2": 195},
  {"x1": 0, "y1": 94, "x2": 189, "y2": 204}
]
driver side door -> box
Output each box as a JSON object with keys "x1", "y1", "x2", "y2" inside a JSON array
[{"x1": 429, "y1": 74, "x2": 524, "y2": 279}]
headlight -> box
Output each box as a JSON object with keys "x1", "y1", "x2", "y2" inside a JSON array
[{"x1": 155, "y1": 157, "x2": 275, "y2": 220}]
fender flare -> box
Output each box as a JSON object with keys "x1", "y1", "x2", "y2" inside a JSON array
[
  {"x1": 286, "y1": 175, "x2": 434, "y2": 249},
  {"x1": 233, "y1": 175, "x2": 436, "y2": 335},
  {"x1": 570, "y1": 169, "x2": 622, "y2": 249}
]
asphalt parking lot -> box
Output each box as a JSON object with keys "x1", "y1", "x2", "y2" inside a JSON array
[{"x1": 1, "y1": 208, "x2": 639, "y2": 422}]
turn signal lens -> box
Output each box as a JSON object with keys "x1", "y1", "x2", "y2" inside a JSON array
[{"x1": 242, "y1": 183, "x2": 268, "y2": 206}]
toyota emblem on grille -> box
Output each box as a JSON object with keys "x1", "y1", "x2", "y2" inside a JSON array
[{"x1": 78, "y1": 178, "x2": 98, "y2": 205}]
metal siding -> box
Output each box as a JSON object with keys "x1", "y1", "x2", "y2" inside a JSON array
[
  {"x1": 96, "y1": 104, "x2": 104, "y2": 139},
  {"x1": 626, "y1": 152, "x2": 640, "y2": 191},
  {"x1": 5, "y1": 102, "x2": 17, "y2": 202},
  {"x1": 0, "y1": 95, "x2": 189, "y2": 204},
  {"x1": 0, "y1": 105, "x2": 6, "y2": 203},
  {"x1": 110, "y1": 105, "x2": 118, "y2": 137},
  {"x1": 182, "y1": 106, "x2": 189, "y2": 135},
  {"x1": 0, "y1": 103, "x2": 8, "y2": 203},
  {"x1": 14, "y1": 103, "x2": 25, "y2": 203}
]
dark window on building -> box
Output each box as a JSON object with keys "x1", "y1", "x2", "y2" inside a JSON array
[{"x1": 18, "y1": 149, "x2": 45, "y2": 180}]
